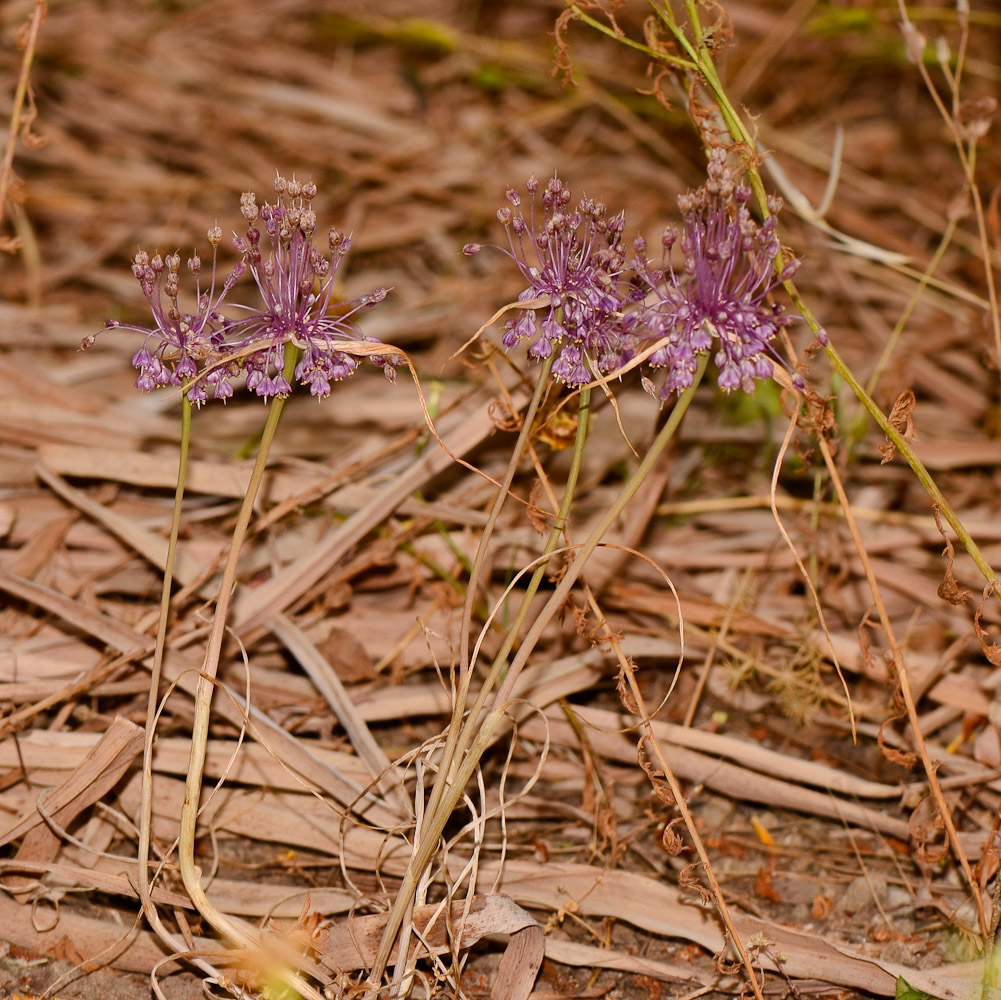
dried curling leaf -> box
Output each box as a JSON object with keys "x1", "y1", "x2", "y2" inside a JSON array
[
  {"x1": 637, "y1": 733, "x2": 675, "y2": 807},
  {"x1": 879, "y1": 390, "x2": 917, "y2": 465},
  {"x1": 933, "y1": 508, "x2": 971, "y2": 607},
  {"x1": 975, "y1": 583, "x2": 1001, "y2": 667}
]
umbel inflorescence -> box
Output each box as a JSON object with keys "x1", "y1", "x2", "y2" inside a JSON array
[
  {"x1": 96, "y1": 175, "x2": 395, "y2": 403},
  {"x1": 464, "y1": 174, "x2": 635, "y2": 389},
  {"x1": 466, "y1": 149, "x2": 802, "y2": 399}
]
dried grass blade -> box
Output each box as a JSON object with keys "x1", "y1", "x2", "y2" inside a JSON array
[
  {"x1": 518, "y1": 708, "x2": 910, "y2": 838},
  {"x1": 0, "y1": 716, "x2": 143, "y2": 849},
  {"x1": 0, "y1": 859, "x2": 189, "y2": 908},
  {"x1": 0, "y1": 891, "x2": 212, "y2": 976},
  {"x1": 0, "y1": 567, "x2": 154, "y2": 656},
  {"x1": 232, "y1": 388, "x2": 528, "y2": 632},
  {"x1": 36, "y1": 461, "x2": 214, "y2": 588},
  {"x1": 269, "y1": 613, "x2": 405, "y2": 812}
]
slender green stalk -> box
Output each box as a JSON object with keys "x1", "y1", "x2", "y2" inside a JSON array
[
  {"x1": 177, "y1": 346, "x2": 298, "y2": 948},
  {"x1": 499, "y1": 355, "x2": 706, "y2": 703},
  {"x1": 864, "y1": 217, "x2": 958, "y2": 404},
  {"x1": 138, "y1": 396, "x2": 190, "y2": 924},
  {"x1": 609, "y1": 0, "x2": 997, "y2": 585},
  {"x1": 369, "y1": 360, "x2": 706, "y2": 994},
  {"x1": 569, "y1": 4, "x2": 697, "y2": 71},
  {"x1": 819, "y1": 336, "x2": 995, "y2": 583},
  {"x1": 367, "y1": 379, "x2": 592, "y2": 992},
  {"x1": 135, "y1": 395, "x2": 226, "y2": 980},
  {"x1": 458, "y1": 358, "x2": 554, "y2": 674},
  {"x1": 406, "y1": 360, "x2": 554, "y2": 937},
  {"x1": 368, "y1": 362, "x2": 703, "y2": 992}
]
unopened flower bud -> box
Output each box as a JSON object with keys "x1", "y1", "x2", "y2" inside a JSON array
[
  {"x1": 779, "y1": 258, "x2": 800, "y2": 281},
  {"x1": 901, "y1": 20, "x2": 926, "y2": 65}
]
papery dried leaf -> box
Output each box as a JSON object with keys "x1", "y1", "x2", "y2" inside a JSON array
[
  {"x1": 636, "y1": 734, "x2": 675, "y2": 807},
  {"x1": 526, "y1": 479, "x2": 549, "y2": 534},
  {"x1": 975, "y1": 583, "x2": 1001, "y2": 667},
  {"x1": 617, "y1": 667, "x2": 641, "y2": 717},
  {"x1": 877, "y1": 714, "x2": 918, "y2": 768},
  {"x1": 879, "y1": 390, "x2": 917, "y2": 464},
  {"x1": 712, "y1": 930, "x2": 743, "y2": 975},
  {"x1": 488, "y1": 397, "x2": 522, "y2": 432},
  {"x1": 909, "y1": 798, "x2": 949, "y2": 864},
  {"x1": 755, "y1": 865, "x2": 782, "y2": 903},
  {"x1": 932, "y1": 508, "x2": 971, "y2": 606},
  {"x1": 678, "y1": 863, "x2": 714, "y2": 906},
  {"x1": 661, "y1": 817, "x2": 686, "y2": 855}
]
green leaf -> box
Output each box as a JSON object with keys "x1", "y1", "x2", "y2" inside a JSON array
[{"x1": 896, "y1": 975, "x2": 940, "y2": 1000}]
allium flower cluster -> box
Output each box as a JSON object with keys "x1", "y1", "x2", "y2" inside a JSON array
[
  {"x1": 224, "y1": 177, "x2": 394, "y2": 401},
  {"x1": 103, "y1": 230, "x2": 244, "y2": 403},
  {"x1": 96, "y1": 175, "x2": 394, "y2": 404},
  {"x1": 468, "y1": 155, "x2": 800, "y2": 401},
  {"x1": 634, "y1": 148, "x2": 800, "y2": 400},
  {"x1": 463, "y1": 175, "x2": 635, "y2": 388}
]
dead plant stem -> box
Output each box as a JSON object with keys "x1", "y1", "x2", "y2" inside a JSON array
[
  {"x1": 615, "y1": 628, "x2": 765, "y2": 1000},
  {"x1": 458, "y1": 356, "x2": 553, "y2": 674},
  {"x1": 0, "y1": 0, "x2": 46, "y2": 240},
  {"x1": 496, "y1": 355, "x2": 707, "y2": 708},
  {"x1": 816, "y1": 433, "x2": 987, "y2": 937}
]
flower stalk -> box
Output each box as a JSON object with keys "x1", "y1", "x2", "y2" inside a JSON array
[{"x1": 177, "y1": 344, "x2": 298, "y2": 940}]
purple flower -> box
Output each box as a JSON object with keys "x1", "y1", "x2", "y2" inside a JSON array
[
  {"x1": 222, "y1": 175, "x2": 394, "y2": 401},
  {"x1": 102, "y1": 228, "x2": 245, "y2": 403},
  {"x1": 94, "y1": 176, "x2": 394, "y2": 405},
  {"x1": 636, "y1": 149, "x2": 799, "y2": 400},
  {"x1": 465, "y1": 174, "x2": 633, "y2": 387}
]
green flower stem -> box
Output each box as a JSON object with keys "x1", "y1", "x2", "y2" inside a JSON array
[
  {"x1": 380, "y1": 360, "x2": 707, "y2": 981},
  {"x1": 415, "y1": 360, "x2": 556, "y2": 873},
  {"x1": 440, "y1": 384, "x2": 593, "y2": 807},
  {"x1": 569, "y1": 4, "x2": 697, "y2": 71},
  {"x1": 178, "y1": 345, "x2": 305, "y2": 956},
  {"x1": 498, "y1": 354, "x2": 706, "y2": 705},
  {"x1": 369, "y1": 360, "x2": 705, "y2": 992},
  {"x1": 368, "y1": 376, "x2": 592, "y2": 990},
  {"x1": 420, "y1": 360, "x2": 554, "y2": 878},
  {"x1": 812, "y1": 317, "x2": 996, "y2": 585},
  {"x1": 138, "y1": 395, "x2": 190, "y2": 915},
  {"x1": 631, "y1": 2, "x2": 996, "y2": 586},
  {"x1": 458, "y1": 357, "x2": 554, "y2": 675},
  {"x1": 135, "y1": 394, "x2": 225, "y2": 978}
]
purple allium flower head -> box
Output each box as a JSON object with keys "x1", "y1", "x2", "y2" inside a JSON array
[
  {"x1": 102, "y1": 225, "x2": 245, "y2": 403},
  {"x1": 636, "y1": 149, "x2": 799, "y2": 400},
  {"x1": 468, "y1": 174, "x2": 634, "y2": 387},
  {"x1": 222, "y1": 174, "x2": 395, "y2": 401}
]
